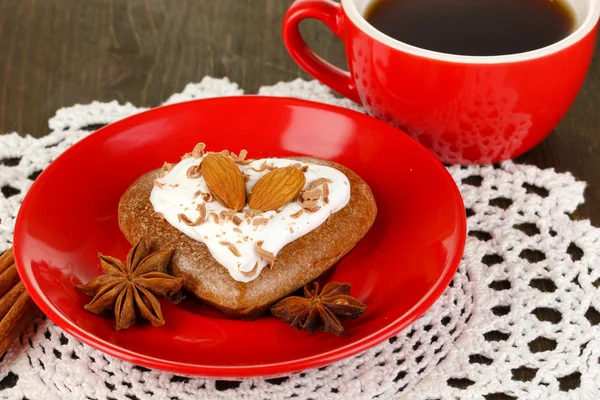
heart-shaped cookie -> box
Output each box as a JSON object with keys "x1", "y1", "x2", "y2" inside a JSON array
[{"x1": 118, "y1": 153, "x2": 376, "y2": 319}]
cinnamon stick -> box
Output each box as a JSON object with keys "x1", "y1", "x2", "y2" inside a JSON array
[
  {"x1": 0, "y1": 290, "x2": 39, "y2": 356},
  {"x1": 0, "y1": 247, "x2": 41, "y2": 357},
  {"x1": 0, "y1": 264, "x2": 20, "y2": 299},
  {"x1": 0, "y1": 247, "x2": 14, "y2": 275},
  {"x1": 0, "y1": 281, "x2": 26, "y2": 320}
]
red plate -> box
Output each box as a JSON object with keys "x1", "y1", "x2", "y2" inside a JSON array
[{"x1": 14, "y1": 97, "x2": 465, "y2": 378}]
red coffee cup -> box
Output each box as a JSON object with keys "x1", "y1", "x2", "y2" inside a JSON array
[{"x1": 283, "y1": 0, "x2": 599, "y2": 164}]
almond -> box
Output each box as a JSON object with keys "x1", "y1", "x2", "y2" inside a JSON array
[
  {"x1": 202, "y1": 153, "x2": 246, "y2": 211},
  {"x1": 248, "y1": 166, "x2": 306, "y2": 211}
]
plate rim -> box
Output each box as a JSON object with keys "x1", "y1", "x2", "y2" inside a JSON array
[{"x1": 14, "y1": 95, "x2": 466, "y2": 378}]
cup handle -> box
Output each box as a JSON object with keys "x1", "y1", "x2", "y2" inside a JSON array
[{"x1": 283, "y1": 0, "x2": 361, "y2": 103}]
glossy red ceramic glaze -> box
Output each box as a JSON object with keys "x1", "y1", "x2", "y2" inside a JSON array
[
  {"x1": 283, "y1": 0, "x2": 599, "y2": 164},
  {"x1": 14, "y1": 97, "x2": 466, "y2": 378}
]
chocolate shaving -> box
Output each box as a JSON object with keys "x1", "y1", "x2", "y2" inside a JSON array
[
  {"x1": 255, "y1": 241, "x2": 275, "y2": 267},
  {"x1": 296, "y1": 177, "x2": 332, "y2": 212},
  {"x1": 232, "y1": 215, "x2": 243, "y2": 226},
  {"x1": 196, "y1": 203, "x2": 207, "y2": 222},
  {"x1": 252, "y1": 162, "x2": 278, "y2": 172},
  {"x1": 220, "y1": 209, "x2": 236, "y2": 221},
  {"x1": 153, "y1": 212, "x2": 165, "y2": 219},
  {"x1": 289, "y1": 227, "x2": 294, "y2": 233},
  {"x1": 219, "y1": 241, "x2": 241, "y2": 257},
  {"x1": 251, "y1": 162, "x2": 268, "y2": 173},
  {"x1": 209, "y1": 212, "x2": 219, "y2": 224},
  {"x1": 231, "y1": 149, "x2": 253, "y2": 165},
  {"x1": 301, "y1": 201, "x2": 321, "y2": 213},
  {"x1": 290, "y1": 209, "x2": 304, "y2": 218},
  {"x1": 252, "y1": 217, "x2": 269, "y2": 230},
  {"x1": 191, "y1": 143, "x2": 206, "y2": 158},
  {"x1": 202, "y1": 193, "x2": 214, "y2": 202},
  {"x1": 193, "y1": 190, "x2": 212, "y2": 201},
  {"x1": 178, "y1": 213, "x2": 203, "y2": 226},
  {"x1": 186, "y1": 164, "x2": 202, "y2": 179},
  {"x1": 307, "y1": 178, "x2": 333, "y2": 191},
  {"x1": 154, "y1": 181, "x2": 165, "y2": 189},
  {"x1": 233, "y1": 227, "x2": 243, "y2": 234},
  {"x1": 300, "y1": 188, "x2": 322, "y2": 202},
  {"x1": 157, "y1": 162, "x2": 173, "y2": 179},
  {"x1": 240, "y1": 262, "x2": 259, "y2": 278},
  {"x1": 290, "y1": 163, "x2": 309, "y2": 173},
  {"x1": 243, "y1": 172, "x2": 251, "y2": 183},
  {"x1": 243, "y1": 209, "x2": 263, "y2": 218}
]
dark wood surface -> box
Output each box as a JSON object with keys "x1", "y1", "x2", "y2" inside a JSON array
[
  {"x1": 0, "y1": 0, "x2": 597, "y2": 395},
  {"x1": 1, "y1": 0, "x2": 598, "y2": 224}
]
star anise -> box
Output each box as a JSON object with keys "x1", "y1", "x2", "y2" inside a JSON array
[
  {"x1": 270, "y1": 282, "x2": 367, "y2": 336},
  {"x1": 76, "y1": 239, "x2": 183, "y2": 331}
]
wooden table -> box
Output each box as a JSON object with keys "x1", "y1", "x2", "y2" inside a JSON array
[
  {"x1": 1, "y1": 0, "x2": 598, "y2": 224},
  {"x1": 0, "y1": 0, "x2": 597, "y2": 395}
]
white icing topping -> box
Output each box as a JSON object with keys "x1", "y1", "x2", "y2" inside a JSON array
[{"x1": 149, "y1": 156, "x2": 351, "y2": 282}]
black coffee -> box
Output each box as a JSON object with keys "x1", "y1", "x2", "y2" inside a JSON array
[{"x1": 364, "y1": 0, "x2": 575, "y2": 56}]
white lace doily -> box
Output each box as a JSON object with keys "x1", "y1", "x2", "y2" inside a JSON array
[{"x1": 1, "y1": 78, "x2": 599, "y2": 400}]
